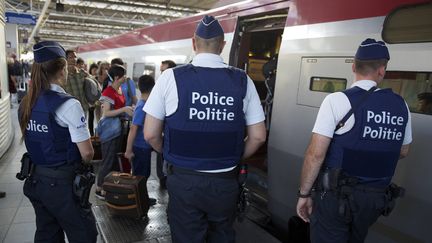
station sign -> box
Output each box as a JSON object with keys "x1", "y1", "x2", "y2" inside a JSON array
[{"x1": 5, "y1": 12, "x2": 36, "y2": 25}]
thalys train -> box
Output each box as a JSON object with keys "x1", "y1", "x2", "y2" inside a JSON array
[
  {"x1": 0, "y1": 2, "x2": 14, "y2": 158},
  {"x1": 2, "y1": 0, "x2": 430, "y2": 242}
]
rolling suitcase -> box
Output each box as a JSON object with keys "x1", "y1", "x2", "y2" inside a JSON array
[{"x1": 102, "y1": 171, "x2": 149, "y2": 219}]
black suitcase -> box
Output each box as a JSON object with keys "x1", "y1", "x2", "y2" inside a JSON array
[{"x1": 103, "y1": 171, "x2": 149, "y2": 219}]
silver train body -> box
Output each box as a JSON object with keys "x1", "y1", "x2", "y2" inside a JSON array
[
  {"x1": 0, "y1": 2, "x2": 15, "y2": 158},
  {"x1": 0, "y1": 1, "x2": 425, "y2": 242}
]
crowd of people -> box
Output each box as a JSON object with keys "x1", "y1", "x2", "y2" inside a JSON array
[{"x1": 4, "y1": 14, "x2": 418, "y2": 243}]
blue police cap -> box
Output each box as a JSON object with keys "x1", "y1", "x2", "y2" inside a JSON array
[
  {"x1": 33, "y1": 41, "x2": 66, "y2": 63},
  {"x1": 195, "y1": 15, "x2": 224, "y2": 39},
  {"x1": 355, "y1": 38, "x2": 390, "y2": 60}
]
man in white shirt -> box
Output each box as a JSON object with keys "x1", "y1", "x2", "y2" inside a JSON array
[
  {"x1": 297, "y1": 39, "x2": 412, "y2": 243},
  {"x1": 144, "y1": 15, "x2": 266, "y2": 243}
]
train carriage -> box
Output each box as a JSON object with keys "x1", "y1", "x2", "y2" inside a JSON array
[{"x1": 75, "y1": 1, "x2": 432, "y2": 242}]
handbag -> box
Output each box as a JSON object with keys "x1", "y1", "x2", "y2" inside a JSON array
[{"x1": 97, "y1": 116, "x2": 121, "y2": 143}]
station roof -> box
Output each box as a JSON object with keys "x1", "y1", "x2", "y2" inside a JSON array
[{"x1": 5, "y1": 0, "x2": 237, "y2": 50}]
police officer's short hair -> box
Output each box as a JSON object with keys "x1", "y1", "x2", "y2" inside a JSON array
[
  {"x1": 138, "y1": 75, "x2": 155, "y2": 93},
  {"x1": 108, "y1": 64, "x2": 126, "y2": 80},
  {"x1": 194, "y1": 35, "x2": 224, "y2": 52},
  {"x1": 354, "y1": 59, "x2": 388, "y2": 76}
]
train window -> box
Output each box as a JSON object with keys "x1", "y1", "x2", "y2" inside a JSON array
[
  {"x1": 383, "y1": 3, "x2": 432, "y2": 44},
  {"x1": 144, "y1": 64, "x2": 155, "y2": 78},
  {"x1": 309, "y1": 77, "x2": 347, "y2": 93},
  {"x1": 380, "y1": 71, "x2": 432, "y2": 115},
  {"x1": 133, "y1": 63, "x2": 156, "y2": 82},
  {"x1": 298, "y1": 57, "x2": 353, "y2": 107}
]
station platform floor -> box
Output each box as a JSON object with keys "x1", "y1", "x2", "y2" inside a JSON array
[{"x1": 0, "y1": 104, "x2": 281, "y2": 243}]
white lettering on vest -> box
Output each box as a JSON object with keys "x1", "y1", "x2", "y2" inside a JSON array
[
  {"x1": 26, "y1": 120, "x2": 49, "y2": 133},
  {"x1": 363, "y1": 110, "x2": 404, "y2": 140},
  {"x1": 191, "y1": 92, "x2": 234, "y2": 106},
  {"x1": 190, "y1": 92, "x2": 236, "y2": 121}
]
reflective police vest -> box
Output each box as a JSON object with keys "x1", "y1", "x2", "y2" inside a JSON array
[
  {"x1": 163, "y1": 64, "x2": 247, "y2": 170},
  {"x1": 324, "y1": 87, "x2": 408, "y2": 186},
  {"x1": 23, "y1": 90, "x2": 82, "y2": 167}
]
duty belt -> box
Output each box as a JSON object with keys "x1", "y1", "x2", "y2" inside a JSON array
[
  {"x1": 33, "y1": 165, "x2": 76, "y2": 180},
  {"x1": 168, "y1": 164, "x2": 238, "y2": 179}
]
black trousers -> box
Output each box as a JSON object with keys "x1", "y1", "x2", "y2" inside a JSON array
[
  {"x1": 24, "y1": 175, "x2": 98, "y2": 243},
  {"x1": 88, "y1": 107, "x2": 95, "y2": 137},
  {"x1": 97, "y1": 136, "x2": 121, "y2": 187},
  {"x1": 310, "y1": 189, "x2": 387, "y2": 243},
  {"x1": 167, "y1": 171, "x2": 239, "y2": 243}
]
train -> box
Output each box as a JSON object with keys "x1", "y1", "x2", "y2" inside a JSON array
[
  {"x1": 1, "y1": 0, "x2": 430, "y2": 242},
  {"x1": 0, "y1": 2, "x2": 14, "y2": 158}
]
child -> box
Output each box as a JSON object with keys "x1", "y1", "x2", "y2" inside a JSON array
[{"x1": 124, "y1": 75, "x2": 156, "y2": 205}]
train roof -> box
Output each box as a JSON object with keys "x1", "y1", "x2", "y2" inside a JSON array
[{"x1": 77, "y1": 0, "x2": 429, "y2": 53}]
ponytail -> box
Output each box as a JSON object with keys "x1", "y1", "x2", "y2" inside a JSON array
[{"x1": 19, "y1": 58, "x2": 67, "y2": 141}]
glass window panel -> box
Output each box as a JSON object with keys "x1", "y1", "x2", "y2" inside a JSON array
[
  {"x1": 309, "y1": 77, "x2": 347, "y2": 93},
  {"x1": 383, "y1": 3, "x2": 432, "y2": 44},
  {"x1": 380, "y1": 71, "x2": 432, "y2": 115}
]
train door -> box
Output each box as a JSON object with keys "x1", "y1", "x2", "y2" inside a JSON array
[{"x1": 229, "y1": 10, "x2": 288, "y2": 206}]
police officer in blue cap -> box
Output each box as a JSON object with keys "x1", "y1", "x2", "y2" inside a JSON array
[
  {"x1": 18, "y1": 41, "x2": 97, "y2": 242},
  {"x1": 144, "y1": 15, "x2": 266, "y2": 242},
  {"x1": 296, "y1": 38, "x2": 412, "y2": 242}
]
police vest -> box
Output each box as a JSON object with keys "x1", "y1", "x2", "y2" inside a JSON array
[
  {"x1": 163, "y1": 64, "x2": 247, "y2": 170},
  {"x1": 22, "y1": 90, "x2": 82, "y2": 167},
  {"x1": 324, "y1": 87, "x2": 408, "y2": 186}
]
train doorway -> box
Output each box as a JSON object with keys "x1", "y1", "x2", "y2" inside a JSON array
[{"x1": 230, "y1": 10, "x2": 287, "y2": 207}]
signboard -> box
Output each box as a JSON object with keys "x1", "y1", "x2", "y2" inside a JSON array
[{"x1": 5, "y1": 12, "x2": 36, "y2": 25}]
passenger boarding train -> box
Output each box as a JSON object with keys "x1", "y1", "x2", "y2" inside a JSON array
[{"x1": 0, "y1": 0, "x2": 429, "y2": 242}]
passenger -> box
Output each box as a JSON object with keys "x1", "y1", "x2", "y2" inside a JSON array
[
  {"x1": 124, "y1": 75, "x2": 157, "y2": 205},
  {"x1": 296, "y1": 38, "x2": 412, "y2": 243},
  {"x1": 76, "y1": 57, "x2": 86, "y2": 72},
  {"x1": 7, "y1": 57, "x2": 17, "y2": 104},
  {"x1": 64, "y1": 50, "x2": 89, "y2": 117},
  {"x1": 18, "y1": 41, "x2": 97, "y2": 242},
  {"x1": 160, "y1": 60, "x2": 176, "y2": 72},
  {"x1": 95, "y1": 64, "x2": 133, "y2": 199},
  {"x1": 109, "y1": 58, "x2": 137, "y2": 106},
  {"x1": 144, "y1": 15, "x2": 266, "y2": 243},
  {"x1": 88, "y1": 63, "x2": 100, "y2": 136},
  {"x1": 417, "y1": 92, "x2": 432, "y2": 114},
  {"x1": 95, "y1": 62, "x2": 110, "y2": 122},
  {"x1": 89, "y1": 63, "x2": 99, "y2": 77}
]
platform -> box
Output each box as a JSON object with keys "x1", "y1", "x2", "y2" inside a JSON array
[
  {"x1": 91, "y1": 173, "x2": 281, "y2": 243},
  {"x1": 1, "y1": 105, "x2": 281, "y2": 243}
]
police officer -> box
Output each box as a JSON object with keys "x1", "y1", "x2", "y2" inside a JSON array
[
  {"x1": 18, "y1": 41, "x2": 98, "y2": 243},
  {"x1": 144, "y1": 15, "x2": 266, "y2": 243},
  {"x1": 296, "y1": 39, "x2": 412, "y2": 242}
]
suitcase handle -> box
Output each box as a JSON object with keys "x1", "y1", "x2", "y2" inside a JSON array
[
  {"x1": 112, "y1": 172, "x2": 134, "y2": 184},
  {"x1": 106, "y1": 202, "x2": 137, "y2": 210},
  {"x1": 116, "y1": 173, "x2": 132, "y2": 177}
]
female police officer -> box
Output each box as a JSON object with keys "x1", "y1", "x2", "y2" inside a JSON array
[{"x1": 18, "y1": 41, "x2": 97, "y2": 243}]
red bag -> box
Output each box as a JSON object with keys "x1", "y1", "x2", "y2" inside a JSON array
[{"x1": 117, "y1": 153, "x2": 131, "y2": 174}]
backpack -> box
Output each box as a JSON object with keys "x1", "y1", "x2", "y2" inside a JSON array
[{"x1": 83, "y1": 76, "x2": 101, "y2": 105}]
